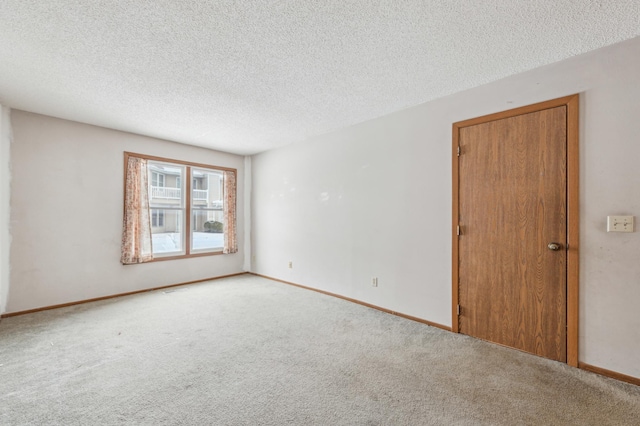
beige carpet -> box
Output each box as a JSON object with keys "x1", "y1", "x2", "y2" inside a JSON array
[{"x1": 0, "y1": 274, "x2": 638, "y2": 425}]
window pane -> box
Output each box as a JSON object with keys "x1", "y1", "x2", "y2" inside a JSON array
[
  {"x1": 151, "y1": 209, "x2": 165, "y2": 227},
  {"x1": 151, "y1": 171, "x2": 164, "y2": 187},
  {"x1": 192, "y1": 210, "x2": 224, "y2": 251},
  {"x1": 151, "y1": 209, "x2": 184, "y2": 255},
  {"x1": 148, "y1": 162, "x2": 184, "y2": 208},
  {"x1": 192, "y1": 169, "x2": 223, "y2": 210}
]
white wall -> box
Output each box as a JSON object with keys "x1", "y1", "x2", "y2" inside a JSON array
[
  {"x1": 8, "y1": 111, "x2": 245, "y2": 313},
  {"x1": 252, "y1": 36, "x2": 640, "y2": 378},
  {"x1": 0, "y1": 105, "x2": 10, "y2": 315}
]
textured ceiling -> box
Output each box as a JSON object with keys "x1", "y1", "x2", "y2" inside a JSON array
[{"x1": 0, "y1": 1, "x2": 638, "y2": 155}]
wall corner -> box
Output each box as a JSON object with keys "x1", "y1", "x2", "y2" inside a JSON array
[
  {"x1": 243, "y1": 155, "x2": 252, "y2": 272},
  {"x1": 0, "y1": 105, "x2": 12, "y2": 315}
]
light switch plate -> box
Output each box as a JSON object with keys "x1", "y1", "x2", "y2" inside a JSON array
[{"x1": 607, "y1": 216, "x2": 634, "y2": 232}]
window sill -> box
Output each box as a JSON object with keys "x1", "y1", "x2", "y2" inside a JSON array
[{"x1": 140, "y1": 250, "x2": 226, "y2": 263}]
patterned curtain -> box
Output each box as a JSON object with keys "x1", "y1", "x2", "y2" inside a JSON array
[
  {"x1": 223, "y1": 170, "x2": 238, "y2": 254},
  {"x1": 121, "y1": 156, "x2": 153, "y2": 264}
]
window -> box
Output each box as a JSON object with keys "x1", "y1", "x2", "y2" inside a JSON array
[
  {"x1": 148, "y1": 161, "x2": 185, "y2": 255},
  {"x1": 191, "y1": 168, "x2": 224, "y2": 252},
  {"x1": 121, "y1": 152, "x2": 238, "y2": 264},
  {"x1": 151, "y1": 209, "x2": 164, "y2": 227},
  {"x1": 151, "y1": 171, "x2": 165, "y2": 187}
]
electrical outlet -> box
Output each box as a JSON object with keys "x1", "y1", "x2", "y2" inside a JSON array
[
  {"x1": 372, "y1": 277, "x2": 378, "y2": 287},
  {"x1": 288, "y1": 261, "x2": 293, "y2": 269},
  {"x1": 607, "y1": 216, "x2": 634, "y2": 233}
]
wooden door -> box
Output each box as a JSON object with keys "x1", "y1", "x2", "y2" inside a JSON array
[{"x1": 454, "y1": 102, "x2": 572, "y2": 362}]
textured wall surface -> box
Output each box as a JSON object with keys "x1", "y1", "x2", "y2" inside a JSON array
[
  {"x1": 8, "y1": 112, "x2": 246, "y2": 313},
  {"x1": 0, "y1": 1, "x2": 638, "y2": 154},
  {"x1": 252, "y1": 37, "x2": 640, "y2": 378}
]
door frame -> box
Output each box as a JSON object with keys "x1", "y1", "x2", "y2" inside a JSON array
[{"x1": 451, "y1": 94, "x2": 579, "y2": 366}]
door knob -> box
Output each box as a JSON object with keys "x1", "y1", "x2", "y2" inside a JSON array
[{"x1": 548, "y1": 242, "x2": 561, "y2": 251}]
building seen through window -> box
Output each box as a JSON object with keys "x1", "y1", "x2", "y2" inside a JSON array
[{"x1": 148, "y1": 161, "x2": 224, "y2": 256}]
